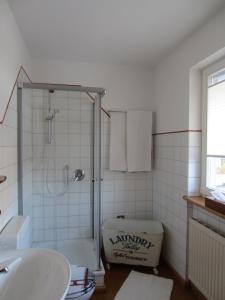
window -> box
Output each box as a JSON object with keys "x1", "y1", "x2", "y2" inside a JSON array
[{"x1": 201, "y1": 59, "x2": 225, "y2": 195}]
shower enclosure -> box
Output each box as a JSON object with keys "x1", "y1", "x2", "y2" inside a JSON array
[{"x1": 17, "y1": 82, "x2": 105, "y2": 276}]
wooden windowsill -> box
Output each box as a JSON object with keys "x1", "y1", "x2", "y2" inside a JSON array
[{"x1": 183, "y1": 195, "x2": 225, "y2": 220}]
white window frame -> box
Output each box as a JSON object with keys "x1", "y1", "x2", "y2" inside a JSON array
[{"x1": 201, "y1": 57, "x2": 225, "y2": 196}]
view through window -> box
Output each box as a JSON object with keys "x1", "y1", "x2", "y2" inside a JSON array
[{"x1": 206, "y1": 68, "x2": 225, "y2": 191}]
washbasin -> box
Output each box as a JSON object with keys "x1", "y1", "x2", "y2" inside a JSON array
[{"x1": 0, "y1": 248, "x2": 71, "y2": 300}]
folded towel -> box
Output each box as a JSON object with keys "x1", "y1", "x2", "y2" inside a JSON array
[
  {"x1": 127, "y1": 111, "x2": 152, "y2": 172},
  {"x1": 67, "y1": 266, "x2": 87, "y2": 295},
  {"x1": 65, "y1": 265, "x2": 96, "y2": 299},
  {"x1": 109, "y1": 112, "x2": 127, "y2": 171}
]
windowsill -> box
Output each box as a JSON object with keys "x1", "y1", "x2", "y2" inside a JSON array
[{"x1": 183, "y1": 195, "x2": 225, "y2": 220}]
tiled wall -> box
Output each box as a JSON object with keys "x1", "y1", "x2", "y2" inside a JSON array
[
  {"x1": 187, "y1": 132, "x2": 201, "y2": 196},
  {"x1": 31, "y1": 90, "x2": 153, "y2": 245},
  {"x1": 101, "y1": 113, "x2": 153, "y2": 222},
  {"x1": 152, "y1": 132, "x2": 189, "y2": 278},
  {"x1": 192, "y1": 207, "x2": 225, "y2": 235},
  {"x1": 32, "y1": 89, "x2": 94, "y2": 243},
  {"x1": 152, "y1": 130, "x2": 225, "y2": 279},
  {"x1": 0, "y1": 84, "x2": 33, "y2": 232},
  {"x1": 0, "y1": 89, "x2": 18, "y2": 231}
]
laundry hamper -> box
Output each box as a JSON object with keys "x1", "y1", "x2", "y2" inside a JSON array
[{"x1": 102, "y1": 218, "x2": 164, "y2": 274}]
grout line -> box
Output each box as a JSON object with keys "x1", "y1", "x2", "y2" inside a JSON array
[{"x1": 153, "y1": 129, "x2": 202, "y2": 136}]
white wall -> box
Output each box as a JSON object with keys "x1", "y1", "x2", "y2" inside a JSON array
[
  {"x1": 32, "y1": 59, "x2": 153, "y2": 112},
  {"x1": 0, "y1": 0, "x2": 31, "y2": 122},
  {"x1": 152, "y1": 5, "x2": 225, "y2": 279},
  {"x1": 0, "y1": 0, "x2": 31, "y2": 231},
  {"x1": 153, "y1": 6, "x2": 225, "y2": 133}
]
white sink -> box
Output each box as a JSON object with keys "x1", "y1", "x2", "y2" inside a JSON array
[{"x1": 0, "y1": 248, "x2": 71, "y2": 300}]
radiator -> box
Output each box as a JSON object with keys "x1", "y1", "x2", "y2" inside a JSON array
[{"x1": 189, "y1": 218, "x2": 225, "y2": 300}]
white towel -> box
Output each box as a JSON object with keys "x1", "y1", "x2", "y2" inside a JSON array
[
  {"x1": 127, "y1": 111, "x2": 152, "y2": 172},
  {"x1": 109, "y1": 112, "x2": 127, "y2": 171},
  {"x1": 66, "y1": 265, "x2": 87, "y2": 297}
]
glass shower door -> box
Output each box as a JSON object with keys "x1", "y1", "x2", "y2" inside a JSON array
[
  {"x1": 93, "y1": 94, "x2": 102, "y2": 270},
  {"x1": 18, "y1": 85, "x2": 104, "y2": 273}
]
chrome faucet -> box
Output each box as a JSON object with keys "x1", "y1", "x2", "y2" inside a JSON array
[
  {"x1": 0, "y1": 257, "x2": 19, "y2": 274},
  {"x1": 72, "y1": 169, "x2": 85, "y2": 182},
  {"x1": 0, "y1": 266, "x2": 8, "y2": 273}
]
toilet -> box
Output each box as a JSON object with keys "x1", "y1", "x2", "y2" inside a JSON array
[{"x1": 0, "y1": 216, "x2": 95, "y2": 300}]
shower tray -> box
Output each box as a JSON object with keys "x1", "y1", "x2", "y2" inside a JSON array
[{"x1": 32, "y1": 238, "x2": 105, "y2": 288}]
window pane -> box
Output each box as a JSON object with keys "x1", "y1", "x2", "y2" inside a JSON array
[
  {"x1": 207, "y1": 81, "x2": 225, "y2": 156},
  {"x1": 209, "y1": 68, "x2": 225, "y2": 86},
  {"x1": 206, "y1": 156, "x2": 225, "y2": 191}
]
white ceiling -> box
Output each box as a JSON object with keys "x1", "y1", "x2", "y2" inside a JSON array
[{"x1": 7, "y1": 0, "x2": 225, "y2": 66}]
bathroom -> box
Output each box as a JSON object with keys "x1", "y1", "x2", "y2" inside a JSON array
[{"x1": 1, "y1": 0, "x2": 225, "y2": 299}]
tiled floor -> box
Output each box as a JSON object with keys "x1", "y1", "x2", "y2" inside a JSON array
[{"x1": 91, "y1": 262, "x2": 200, "y2": 300}]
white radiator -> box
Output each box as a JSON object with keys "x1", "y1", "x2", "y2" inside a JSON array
[{"x1": 189, "y1": 218, "x2": 225, "y2": 300}]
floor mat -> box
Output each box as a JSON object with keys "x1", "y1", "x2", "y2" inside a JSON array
[{"x1": 115, "y1": 271, "x2": 173, "y2": 300}]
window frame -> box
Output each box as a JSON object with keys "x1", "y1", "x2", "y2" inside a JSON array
[{"x1": 201, "y1": 58, "x2": 225, "y2": 196}]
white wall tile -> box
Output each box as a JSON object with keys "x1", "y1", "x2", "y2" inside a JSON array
[{"x1": 31, "y1": 92, "x2": 153, "y2": 244}]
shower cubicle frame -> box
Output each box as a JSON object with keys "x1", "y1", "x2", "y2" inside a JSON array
[{"x1": 17, "y1": 82, "x2": 106, "y2": 270}]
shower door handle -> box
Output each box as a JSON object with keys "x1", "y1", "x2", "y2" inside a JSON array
[{"x1": 73, "y1": 169, "x2": 85, "y2": 182}]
